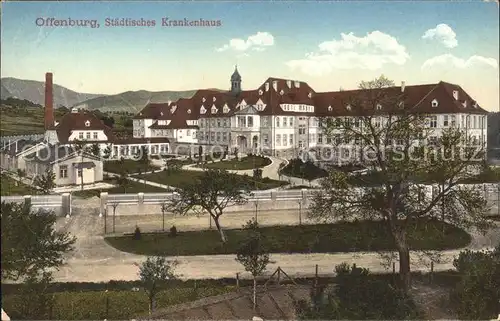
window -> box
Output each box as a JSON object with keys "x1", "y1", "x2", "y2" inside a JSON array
[
  {"x1": 289, "y1": 134, "x2": 294, "y2": 145},
  {"x1": 298, "y1": 141, "x2": 303, "y2": 148},
  {"x1": 451, "y1": 115, "x2": 456, "y2": 127},
  {"x1": 289, "y1": 117, "x2": 294, "y2": 127},
  {"x1": 86, "y1": 132, "x2": 91, "y2": 139},
  {"x1": 59, "y1": 165, "x2": 68, "y2": 178},
  {"x1": 77, "y1": 169, "x2": 82, "y2": 177},
  {"x1": 430, "y1": 116, "x2": 437, "y2": 128},
  {"x1": 443, "y1": 115, "x2": 449, "y2": 127},
  {"x1": 276, "y1": 117, "x2": 280, "y2": 127},
  {"x1": 223, "y1": 119, "x2": 227, "y2": 127},
  {"x1": 431, "y1": 99, "x2": 439, "y2": 107},
  {"x1": 262, "y1": 117, "x2": 269, "y2": 127},
  {"x1": 318, "y1": 133, "x2": 323, "y2": 144},
  {"x1": 93, "y1": 132, "x2": 98, "y2": 139},
  {"x1": 283, "y1": 134, "x2": 288, "y2": 146},
  {"x1": 276, "y1": 134, "x2": 281, "y2": 146},
  {"x1": 248, "y1": 116, "x2": 253, "y2": 127},
  {"x1": 85, "y1": 120, "x2": 90, "y2": 127},
  {"x1": 263, "y1": 134, "x2": 269, "y2": 145},
  {"x1": 376, "y1": 104, "x2": 382, "y2": 110},
  {"x1": 374, "y1": 118, "x2": 381, "y2": 128},
  {"x1": 283, "y1": 118, "x2": 288, "y2": 127},
  {"x1": 216, "y1": 132, "x2": 221, "y2": 141},
  {"x1": 210, "y1": 132, "x2": 215, "y2": 141},
  {"x1": 473, "y1": 116, "x2": 477, "y2": 128},
  {"x1": 79, "y1": 132, "x2": 83, "y2": 139},
  {"x1": 299, "y1": 125, "x2": 306, "y2": 135},
  {"x1": 217, "y1": 119, "x2": 221, "y2": 127},
  {"x1": 211, "y1": 119, "x2": 215, "y2": 127},
  {"x1": 222, "y1": 132, "x2": 227, "y2": 141}
]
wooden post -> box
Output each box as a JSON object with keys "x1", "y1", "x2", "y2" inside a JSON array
[
  {"x1": 392, "y1": 262, "x2": 396, "y2": 275},
  {"x1": 314, "y1": 264, "x2": 318, "y2": 288},
  {"x1": 236, "y1": 273, "x2": 240, "y2": 288},
  {"x1": 430, "y1": 261, "x2": 434, "y2": 284},
  {"x1": 277, "y1": 267, "x2": 281, "y2": 285}
]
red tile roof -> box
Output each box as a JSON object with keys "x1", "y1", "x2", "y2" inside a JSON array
[
  {"x1": 133, "y1": 78, "x2": 488, "y2": 129},
  {"x1": 55, "y1": 111, "x2": 116, "y2": 144}
]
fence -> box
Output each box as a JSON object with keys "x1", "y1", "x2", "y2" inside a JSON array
[
  {"x1": 1, "y1": 194, "x2": 72, "y2": 217},
  {"x1": 0, "y1": 134, "x2": 45, "y2": 146}
]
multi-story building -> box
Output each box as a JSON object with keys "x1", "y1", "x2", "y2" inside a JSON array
[{"x1": 134, "y1": 67, "x2": 489, "y2": 160}]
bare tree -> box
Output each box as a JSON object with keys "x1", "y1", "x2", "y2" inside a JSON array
[
  {"x1": 236, "y1": 219, "x2": 272, "y2": 311},
  {"x1": 73, "y1": 139, "x2": 88, "y2": 191},
  {"x1": 167, "y1": 169, "x2": 249, "y2": 243},
  {"x1": 136, "y1": 256, "x2": 177, "y2": 315},
  {"x1": 309, "y1": 75, "x2": 491, "y2": 292}
]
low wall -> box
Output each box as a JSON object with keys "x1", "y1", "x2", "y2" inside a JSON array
[
  {"x1": 1, "y1": 193, "x2": 71, "y2": 217},
  {"x1": 101, "y1": 190, "x2": 312, "y2": 216},
  {"x1": 101, "y1": 183, "x2": 500, "y2": 217}
]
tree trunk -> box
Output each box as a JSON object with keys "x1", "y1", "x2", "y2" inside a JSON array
[
  {"x1": 148, "y1": 296, "x2": 154, "y2": 315},
  {"x1": 213, "y1": 216, "x2": 227, "y2": 243},
  {"x1": 80, "y1": 154, "x2": 84, "y2": 191},
  {"x1": 395, "y1": 235, "x2": 411, "y2": 292},
  {"x1": 253, "y1": 276, "x2": 257, "y2": 311}
]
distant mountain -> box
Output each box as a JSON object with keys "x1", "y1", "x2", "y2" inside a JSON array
[
  {"x1": 73, "y1": 88, "x2": 225, "y2": 114},
  {"x1": 1, "y1": 77, "x2": 106, "y2": 108}
]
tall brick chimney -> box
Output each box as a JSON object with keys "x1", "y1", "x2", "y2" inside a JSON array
[{"x1": 44, "y1": 72, "x2": 54, "y2": 129}]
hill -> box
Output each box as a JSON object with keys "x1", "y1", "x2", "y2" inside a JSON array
[
  {"x1": 72, "y1": 89, "x2": 199, "y2": 114},
  {"x1": 0, "y1": 77, "x2": 105, "y2": 108}
]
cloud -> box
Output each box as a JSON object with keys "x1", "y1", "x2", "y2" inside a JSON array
[
  {"x1": 285, "y1": 31, "x2": 410, "y2": 76},
  {"x1": 216, "y1": 32, "x2": 274, "y2": 52},
  {"x1": 421, "y1": 54, "x2": 498, "y2": 69},
  {"x1": 422, "y1": 24, "x2": 458, "y2": 48}
]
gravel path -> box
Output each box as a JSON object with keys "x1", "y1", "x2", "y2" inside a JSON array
[{"x1": 50, "y1": 199, "x2": 500, "y2": 283}]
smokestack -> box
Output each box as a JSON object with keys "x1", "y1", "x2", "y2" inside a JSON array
[
  {"x1": 44, "y1": 72, "x2": 54, "y2": 130},
  {"x1": 401, "y1": 81, "x2": 406, "y2": 93}
]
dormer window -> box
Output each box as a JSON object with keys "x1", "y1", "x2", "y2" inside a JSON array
[
  {"x1": 328, "y1": 106, "x2": 332, "y2": 112},
  {"x1": 259, "y1": 89, "x2": 263, "y2": 95},
  {"x1": 473, "y1": 101, "x2": 478, "y2": 108},
  {"x1": 376, "y1": 104, "x2": 382, "y2": 110},
  {"x1": 279, "y1": 89, "x2": 284, "y2": 95},
  {"x1": 187, "y1": 109, "x2": 191, "y2": 114},
  {"x1": 223, "y1": 104, "x2": 230, "y2": 113},
  {"x1": 85, "y1": 120, "x2": 90, "y2": 127},
  {"x1": 200, "y1": 106, "x2": 207, "y2": 114},
  {"x1": 431, "y1": 99, "x2": 439, "y2": 107},
  {"x1": 202, "y1": 97, "x2": 206, "y2": 103},
  {"x1": 462, "y1": 101, "x2": 467, "y2": 108},
  {"x1": 452, "y1": 90, "x2": 459, "y2": 100},
  {"x1": 346, "y1": 104, "x2": 352, "y2": 111},
  {"x1": 308, "y1": 92, "x2": 312, "y2": 98},
  {"x1": 398, "y1": 101, "x2": 404, "y2": 108},
  {"x1": 170, "y1": 106, "x2": 177, "y2": 114},
  {"x1": 213, "y1": 97, "x2": 216, "y2": 102},
  {"x1": 211, "y1": 105, "x2": 217, "y2": 114}
]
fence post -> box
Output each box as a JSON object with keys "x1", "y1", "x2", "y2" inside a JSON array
[
  {"x1": 430, "y1": 261, "x2": 434, "y2": 284},
  {"x1": 100, "y1": 192, "x2": 108, "y2": 217},
  {"x1": 236, "y1": 273, "x2": 240, "y2": 288},
  {"x1": 314, "y1": 264, "x2": 318, "y2": 288},
  {"x1": 277, "y1": 267, "x2": 281, "y2": 285}
]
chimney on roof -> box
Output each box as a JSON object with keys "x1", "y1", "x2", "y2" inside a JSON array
[
  {"x1": 265, "y1": 82, "x2": 269, "y2": 92},
  {"x1": 294, "y1": 81, "x2": 300, "y2": 88},
  {"x1": 286, "y1": 80, "x2": 292, "y2": 88},
  {"x1": 401, "y1": 81, "x2": 406, "y2": 93},
  {"x1": 272, "y1": 80, "x2": 278, "y2": 92},
  {"x1": 168, "y1": 100, "x2": 172, "y2": 105},
  {"x1": 15, "y1": 140, "x2": 18, "y2": 153},
  {"x1": 44, "y1": 72, "x2": 54, "y2": 130}
]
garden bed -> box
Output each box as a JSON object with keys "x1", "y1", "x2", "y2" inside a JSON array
[
  {"x1": 105, "y1": 219, "x2": 471, "y2": 256},
  {"x1": 200, "y1": 155, "x2": 272, "y2": 170}
]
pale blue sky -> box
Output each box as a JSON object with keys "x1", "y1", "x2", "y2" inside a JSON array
[{"x1": 1, "y1": 1, "x2": 498, "y2": 111}]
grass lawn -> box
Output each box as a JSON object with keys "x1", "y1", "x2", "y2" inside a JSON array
[
  {"x1": 71, "y1": 178, "x2": 169, "y2": 198},
  {"x1": 105, "y1": 219, "x2": 471, "y2": 256},
  {"x1": 138, "y1": 169, "x2": 287, "y2": 190},
  {"x1": 1, "y1": 286, "x2": 234, "y2": 320},
  {"x1": 0, "y1": 174, "x2": 38, "y2": 196},
  {"x1": 104, "y1": 159, "x2": 160, "y2": 174},
  {"x1": 200, "y1": 155, "x2": 272, "y2": 170}
]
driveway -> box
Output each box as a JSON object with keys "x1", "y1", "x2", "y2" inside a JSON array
[{"x1": 50, "y1": 199, "x2": 500, "y2": 283}]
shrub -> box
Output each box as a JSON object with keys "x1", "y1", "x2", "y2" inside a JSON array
[
  {"x1": 262, "y1": 177, "x2": 271, "y2": 183},
  {"x1": 133, "y1": 226, "x2": 142, "y2": 240},
  {"x1": 253, "y1": 168, "x2": 263, "y2": 180},
  {"x1": 169, "y1": 225, "x2": 178, "y2": 237}
]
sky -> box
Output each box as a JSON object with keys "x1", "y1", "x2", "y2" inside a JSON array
[{"x1": 1, "y1": 1, "x2": 499, "y2": 111}]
